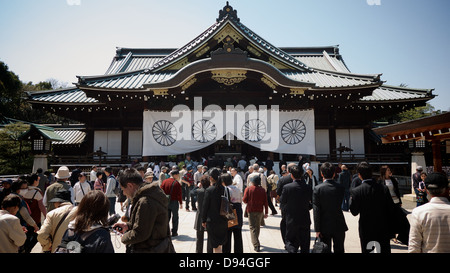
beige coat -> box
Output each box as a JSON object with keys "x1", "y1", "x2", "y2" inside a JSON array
[
  {"x1": 37, "y1": 202, "x2": 77, "y2": 252},
  {"x1": 0, "y1": 210, "x2": 27, "y2": 253}
]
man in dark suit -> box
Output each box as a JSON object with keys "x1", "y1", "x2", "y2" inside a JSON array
[
  {"x1": 276, "y1": 162, "x2": 296, "y2": 244},
  {"x1": 313, "y1": 162, "x2": 348, "y2": 253},
  {"x1": 350, "y1": 161, "x2": 395, "y2": 253},
  {"x1": 280, "y1": 165, "x2": 312, "y2": 253}
]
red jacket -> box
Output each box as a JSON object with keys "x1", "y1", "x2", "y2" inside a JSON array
[
  {"x1": 243, "y1": 185, "x2": 268, "y2": 214},
  {"x1": 161, "y1": 178, "x2": 182, "y2": 204}
]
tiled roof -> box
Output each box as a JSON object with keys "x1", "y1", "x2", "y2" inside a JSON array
[
  {"x1": 79, "y1": 64, "x2": 376, "y2": 90},
  {"x1": 291, "y1": 54, "x2": 350, "y2": 73},
  {"x1": 26, "y1": 88, "x2": 99, "y2": 104},
  {"x1": 27, "y1": 83, "x2": 431, "y2": 104},
  {"x1": 148, "y1": 14, "x2": 312, "y2": 73},
  {"x1": 361, "y1": 85, "x2": 434, "y2": 102},
  {"x1": 104, "y1": 47, "x2": 350, "y2": 75},
  {"x1": 283, "y1": 70, "x2": 380, "y2": 89},
  {"x1": 105, "y1": 49, "x2": 169, "y2": 75},
  {"x1": 26, "y1": 3, "x2": 433, "y2": 106},
  {"x1": 54, "y1": 129, "x2": 86, "y2": 145},
  {"x1": 79, "y1": 70, "x2": 175, "y2": 90}
]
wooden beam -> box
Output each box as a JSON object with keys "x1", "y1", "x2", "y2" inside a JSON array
[
  {"x1": 432, "y1": 139, "x2": 443, "y2": 173},
  {"x1": 380, "y1": 128, "x2": 450, "y2": 144}
]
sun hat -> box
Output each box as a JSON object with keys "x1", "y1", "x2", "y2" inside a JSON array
[
  {"x1": 144, "y1": 171, "x2": 154, "y2": 179},
  {"x1": 55, "y1": 166, "x2": 70, "y2": 179}
]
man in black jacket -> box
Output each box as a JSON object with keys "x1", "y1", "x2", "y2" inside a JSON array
[
  {"x1": 280, "y1": 165, "x2": 312, "y2": 253},
  {"x1": 337, "y1": 164, "x2": 351, "y2": 211},
  {"x1": 276, "y1": 162, "x2": 296, "y2": 244},
  {"x1": 313, "y1": 162, "x2": 348, "y2": 253},
  {"x1": 350, "y1": 162, "x2": 395, "y2": 253}
]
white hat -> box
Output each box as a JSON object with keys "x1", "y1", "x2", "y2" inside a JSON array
[{"x1": 55, "y1": 166, "x2": 70, "y2": 179}]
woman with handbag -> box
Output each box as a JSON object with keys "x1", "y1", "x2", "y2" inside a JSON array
[
  {"x1": 378, "y1": 165, "x2": 410, "y2": 245},
  {"x1": 222, "y1": 173, "x2": 243, "y2": 253},
  {"x1": 201, "y1": 168, "x2": 228, "y2": 253}
]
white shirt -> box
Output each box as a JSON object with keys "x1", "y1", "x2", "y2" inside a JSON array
[
  {"x1": 90, "y1": 170, "x2": 97, "y2": 182},
  {"x1": 194, "y1": 171, "x2": 203, "y2": 184},
  {"x1": 21, "y1": 186, "x2": 43, "y2": 201},
  {"x1": 247, "y1": 171, "x2": 267, "y2": 191},
  {"x1": 73, "y1": 181, "x2": 92, "y2": 203},
  {"x1": 408, "y1": 197, "x2": 450, "y2": 253},
  {"x1": 384, "y1": 179, "x2": 400, "y2": 204},
  {"x1": 232, "y1": 174, "x2": 243, "y2": 193},
  {"x1": 227, "y1": 185, "x2": 242, "y2": 204}
]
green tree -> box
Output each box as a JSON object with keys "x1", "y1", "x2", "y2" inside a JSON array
[
  {"x1": 0, "y1": 61, "x2": 23, "y2": 118},
  {"x1": 0, "y1": 61, "x2": 71, "y2": 175},
  {"x1": 0, "y1": 122, "x2": 33, "y2": 175},
  {"x1": 0, "y1": 61, "x2": 70, "y2": 124},
  {"x1": 396, "y1": 103, "x2": 436, "y2": 122}
]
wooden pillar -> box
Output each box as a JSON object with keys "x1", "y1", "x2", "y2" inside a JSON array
[
  {"x1": 122, "y1": 130, "x2": 129, "y2": 163},
  {"x1": 431, "y1": 139, "x2": 442, "y2": 173},
  {"x1": 329, "y1": 127, "x2": 336, "y2": 160}
]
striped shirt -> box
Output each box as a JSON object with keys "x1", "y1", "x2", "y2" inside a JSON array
[{"x1": 408, "y1": 197, "x2": 450, "y2": 253}]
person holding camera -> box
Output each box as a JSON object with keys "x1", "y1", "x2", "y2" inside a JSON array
[{"x1": 114, "y1": 168, "x2": 174, "y2": 253}]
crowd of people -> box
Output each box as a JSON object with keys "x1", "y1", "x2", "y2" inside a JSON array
[{"x1": 0, "y1": 155, "x2": 449, "y2": 254}]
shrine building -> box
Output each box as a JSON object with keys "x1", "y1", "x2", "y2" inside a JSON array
[{"x1": 26, "y1": 2, "x2": 435, "y2": 169}]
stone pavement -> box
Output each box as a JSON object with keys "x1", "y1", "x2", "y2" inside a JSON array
[
  {"x1": 111, "y1": 198, "x2": 415, "y2": 253},
  {"x1": 32, "y1": 197, "x2": 416, "y2": 253}
]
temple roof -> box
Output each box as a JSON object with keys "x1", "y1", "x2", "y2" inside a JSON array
[
  {"x1": 360, "y1": 85, "x2": 434, "y2": 103},
  {"x1": 26, "y1": 83, "x2": 433, "y2": 105},
  {"x1": 75, "y1": 2, "x2": 381, "y2": 92},
  {"x1": 105, "y1": 46, "x2": 350, "y2": 75},
  {"x1": 146, "y1": 11, "x2": 312, "y2": 73},
  {"x1": 26, "y1": 2, "x2": 433, "y2": 108},
  {"x1": 26, "y1": 87, "x2": 100, "y2": 104}
]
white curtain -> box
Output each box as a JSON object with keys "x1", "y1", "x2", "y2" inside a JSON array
[{"x1": 142, "y1": 108, "x2": 315, "y2": 156}]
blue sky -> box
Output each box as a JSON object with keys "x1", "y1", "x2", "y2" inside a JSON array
[{"x1": 0, "y1": 0, "x2": 449, "y2": 111}]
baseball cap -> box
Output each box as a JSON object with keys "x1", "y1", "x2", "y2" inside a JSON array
[{"x1": 424, "y1": 172, "x2": 449, "y2": 189}]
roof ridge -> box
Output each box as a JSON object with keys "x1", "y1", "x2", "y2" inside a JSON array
[
  {"x1": 25, "y1": 86, "x2": 79, "y2": 95},
  {"x1": 77, "y1": 68, "x2": 154, "y2": 83},
  {"x1": 311, "y1": 67, "x2": 382, "y2": 81},
  {"x1": 149, "y1": 19, "x2": 225, "y2": 72},
  {"x1": 380, "y1": 84, "x2": 434, "y2": 92}
]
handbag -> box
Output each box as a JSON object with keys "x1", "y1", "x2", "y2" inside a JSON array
[
  {"x1": 220, "y1": 187, "x2": 236, "y2": 220},
  {"x1": 227, "y1": 207, "x2": 238, "y2": 228},
  {"x1": 311, "y1": 237, "x2": 330, "y2": 253}
]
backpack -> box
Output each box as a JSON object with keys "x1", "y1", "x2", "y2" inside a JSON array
[
  {"x1": 55, "y1": 228, "x2": 104, "y2": 253},
  {"x1": 109, "y1": 175, "x2": 120, "y2": 196},
  {"x1": 24, "y1": 189, "x2": 42, "y2": 225}
]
